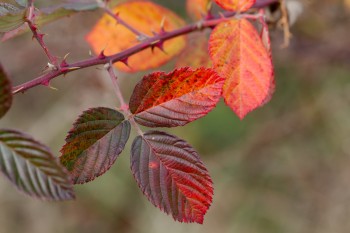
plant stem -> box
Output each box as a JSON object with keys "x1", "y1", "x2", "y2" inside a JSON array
[
  {"x1": 105, "y1": 63, "x2": 144, "y2": 136},
  {"x1": 12, "y1": 0, "x2": 278, "y2": 94},
  {"x1": 25, "y1": 0, "x2": 57, "y2": 66}
]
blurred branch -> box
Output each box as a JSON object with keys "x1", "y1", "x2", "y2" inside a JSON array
[{"x1": 12, "y1": 0, "x2": 278, "y2": 94}]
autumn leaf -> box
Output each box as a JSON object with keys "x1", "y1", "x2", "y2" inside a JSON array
[
  {"x1": 129, "y1": 67, "x2": 224, "y2": 127},
  {"x1": 209, "y1": 19, "x2": 274, "y2": 119},
  {"x1": 0, "y1": 65, "x2": 12, "y2": 119},
  {"x1": 60, "y1": 107, "x2": 130, "y2": 184},
  {"x1": 0, "y1": 129, "x2": 75, "y2": 200},
  {"x1": 176, "y1": 32, "x2": 212, "y2": 69},
  {"x1": 186, "y1": 0, "x2": 211, "y2": 20},
  {"x1": 131, "y1": 131, "x2": 213, "y2": 223},
  {"x1": 86, "y1": 1, "x2": 186, "y2": 72},
  {"x1": 214, "y1": 0, "x2": 256, "y2": 11}
]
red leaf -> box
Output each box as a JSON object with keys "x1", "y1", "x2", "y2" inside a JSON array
[
  {"x1": 129, "y1": 67, "x2": 224, "y2": 127},
  {"x1": 209, "y1": 19, "x2": 274, "y2": 119},
  {"x1": 60, "y1": 107, "x2": 130, "y2": 184},
  {"x1": 131, "y1": 131, "x2": 213, "y2": 223},
  {"x1": 214, "y1": 0, "x2": 256, "y2": 11}
]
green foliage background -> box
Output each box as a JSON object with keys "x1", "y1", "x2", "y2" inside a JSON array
[{"x1": 0, "y1": 0, "x2": 350, "y2": 232}]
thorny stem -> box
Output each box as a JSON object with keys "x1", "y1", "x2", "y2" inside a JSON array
[
  {"x1": 25, "y1": 0, "x2": 57, "y2": 66},
  {"x1": 12, "y1": 0, "x2": 278, "y2": 94},
  {"x1": 105, "y1": 63, "x2": 144, "y2": 136}
]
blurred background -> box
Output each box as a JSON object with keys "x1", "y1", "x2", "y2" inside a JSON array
[{"x1": 0, "y1": 0, "x2": 350, "y2": 232}]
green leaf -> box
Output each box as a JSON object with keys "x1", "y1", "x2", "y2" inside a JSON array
[
  {"x1": 0, "y1": 3, "x2": 26, "y2": 33},
  {"x1": 0, "y1": 129, "x2": 75, "y2": 200},
  {"x1": 0, "y1": 64, "x2": 12, "y2": 119},
  {"x1": 15, "y1": 0, "x2": 27, "y2": 7},
  {"x1": 60, "y1": 107, "x2": 131, "y2": 184}
]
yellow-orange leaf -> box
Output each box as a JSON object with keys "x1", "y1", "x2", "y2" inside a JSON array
[
  {"x1": 209, "y1": 19, "x2": 274, "y2": 119},
  {"x1": 176, "y1": 32, "x2": 212, "y2": 68},
  {"x1": 86, "y1": 1, "x2": 186, "y2": 72},
  {"x1": 186, "y1": 0, "x2": 211, "y2": 20},
  {"x1": 214, "y1": 0, "x2": 255, "y2": 11}
]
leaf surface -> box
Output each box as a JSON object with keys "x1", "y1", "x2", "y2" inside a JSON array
[
  {"x1": 176, "y1": 32, "x2": 212, "y2": 68},
  {"x1": 60, "y1": 107, "x2": 130, "y2": 184},
  {"x1": 0, "y1": 3, "x2": 25, "y2": 32},
  {"x1": 0, "y1": 65, "x2": 12, "y2": 119},
  {"x1": 209, "y1": 19, "x2": 274, "y2": 119},
  {"x1": 0, "y1": 129, "x2": 75, "y2": 200},
  {"x1": 130, "y1": 67, "x2": 224, "y2": 127},
  {"x1": 86, "y1": 0, "x2": 186, "y2": 72},
  {"x1": 214, "y1": 0, "x2": 255, "y2": 11},
  {"x1": 131, "y1": 131, "x2": 213, "y2": 223},
  {"x1": 186, "y1": 0, "x2": 211, "y2": 20}
]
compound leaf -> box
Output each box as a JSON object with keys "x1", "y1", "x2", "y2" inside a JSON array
[
  {"x1": 130, "y1": 67, "x2": 224, "y2": 127},
  {"x1": 0, "y1": 129, "x2": 75, "y2": 200},
  {"x1": 60, "y1": 107, "x2": 130, "y2": 184},
  {"x1": 209, "y1": 19, "x2": 274, "y2": 119},
  {"x1": 131, "y1": 131, "x2": 213, "y2": 223}
]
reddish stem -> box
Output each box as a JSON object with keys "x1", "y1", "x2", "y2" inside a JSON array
[
  {"x1": 106, "y1": 63, "x2": 144, "y2": 136},
  {"x1": 12, "y1": 0, "x2": 278, "y2": 94},
  {"x1": 25, "y1": 1, "x2": 57, "y2": 65}
]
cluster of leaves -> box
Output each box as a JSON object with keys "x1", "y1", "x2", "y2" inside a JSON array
[{"x1": 0, "y1": 0, "x2": 277, "y2": 224}]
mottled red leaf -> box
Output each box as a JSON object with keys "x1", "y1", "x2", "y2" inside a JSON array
[
  {"x1": 0, "y1": 129, "x2": 75, "y2": 200},
  {"x1": 86, "y1": 1, "x2": 186, "y2": 72},
  {"x1": 214, "y1": 0, "x2": 256, "y2": 11},
  {"x1": 0, "y1": 64, "x2": 12, "y2": 119},
  {"x1": 60, "y1": 107, "x2": 130, "y2": 184},
  {"x1": 131, "y1": 131, "x2": 213, "y2": 223},
  {"x1": 209, "y1": 19, "x2": 274, "y2": 119},
  {"x1": 129, "y1": 67, "x2": 224, "y2": 127}
]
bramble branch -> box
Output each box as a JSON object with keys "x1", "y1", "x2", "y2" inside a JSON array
[{"x1": 12, "y1": 0, "x2": 278, "y2": 95}]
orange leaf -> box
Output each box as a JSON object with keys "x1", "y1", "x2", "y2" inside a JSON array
[
  {"x1": 209, "y1": 19, "x2": 274, "y2": 119},
  {"x1": 214, "y1": 0, "x2": 256, "y2": 11},
  {"x1": 186, "y1": 0, "x2": 211, "y2": 20},
  {"x1": 86, "y1": 1, "x2": 186, "y2": 72},
  {"x1": 176, "y1": 32, "x2": 212, "y2": 68}
]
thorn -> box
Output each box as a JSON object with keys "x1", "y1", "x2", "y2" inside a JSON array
[
  {"x1": 160, "y1": 16, "x2": 166, "y2": 34},
  {"x1": 151, "y1": 40, "x2": 166, "y2": 54},
  {"x1": 60, "y1": 53, "x2": 70, "y2": 67},
  {"x1": 89, "y1": 50, "x2": 92, "y2": 56},
  {"x1": 37, "y1": 33, "x2": 45, "y2": 40},
  {"x1": 98, "y1": 49, "x2": 106, "y2": 59},
  {"x1": 120, "y1": 57, "x2": 130, "y2": 67},
  {"x1": 41, "y1": 80, "x2": 57, "y2": 90}
]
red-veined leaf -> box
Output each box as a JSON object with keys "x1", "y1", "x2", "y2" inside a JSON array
[
  {"x1": 131, "y1": 131, "x2": 213, "y2": 223},
  {"x1": 176, "y1": 32, "x2": 212, "y2": 68},
  {"x1": 0, "y1": 64, "x2": 12, "y2": 119},
  {"x1": 86, "y1": 1, "x2": 186, "y2": 72},
  {"x1": 214, "y1": 0, "x2": 256, "y2": 11},
  {"x1": 0, "y1": 129, "x2": 75, "y2": 200},
  {"x1": 60, "y1": 107, "x2": 130, "y2": 184},
  {"x1": 186, "y1": 0, "x2": 211, "y2": 20},
  {"x1": 209, "y1": 19, "x2": 274, "y2": 119},
  {"x1": 129, "y1": 67, "x2": 224, "y2": 127}
]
